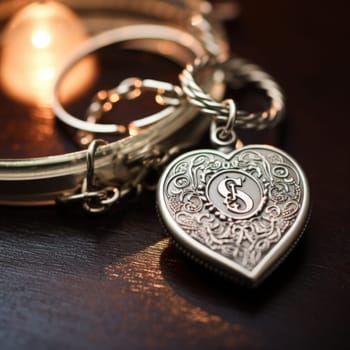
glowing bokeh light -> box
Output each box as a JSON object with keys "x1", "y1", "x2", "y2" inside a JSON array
[
  {"x1": 31, "y1": 30, "x2": 52, "y2": 49},
  {"x1": 0, "y1": 1, "x2": 96, "y2": 106}
]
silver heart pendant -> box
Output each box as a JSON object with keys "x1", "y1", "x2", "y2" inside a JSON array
[{"x1": 157, "y1": 145, "x2": 310, "y2": 286}]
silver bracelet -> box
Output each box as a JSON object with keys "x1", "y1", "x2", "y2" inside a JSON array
[
  {"x1": 157, "y1": 56, "x2": 310, "y2": 286},
  {"x1": 0, "y1": 21, "x2": 228, "y2": 208}
]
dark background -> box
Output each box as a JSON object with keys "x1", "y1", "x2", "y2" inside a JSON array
[{"x1": 1, "y1": 1, "x2": 349, "y2": 349}]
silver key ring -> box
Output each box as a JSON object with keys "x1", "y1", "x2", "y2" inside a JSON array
[
  {"x1": 74, "y1": 77, "x2": 184, "y2": 147},
  {"x1": 52, "y1": 25, "x2": 223, "y2": 135}
]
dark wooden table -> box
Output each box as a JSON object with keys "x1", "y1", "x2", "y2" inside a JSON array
[{"x1": 0, "y1": 1, "x2": 349, "y2": 349}]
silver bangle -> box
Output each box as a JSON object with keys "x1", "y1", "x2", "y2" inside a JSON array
[{"x1": 0, "y1": 22, "x2": 228, "y2": 207}]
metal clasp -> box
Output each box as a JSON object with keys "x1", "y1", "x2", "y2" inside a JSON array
[
  {"x1": 57, "y1": 139, "x2": 126, "y2": 213},
  {"x1": 57, "y1": 140, "x2": 180, "y2": 213}
]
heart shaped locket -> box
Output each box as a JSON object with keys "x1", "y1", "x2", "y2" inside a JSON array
[{"x1": 157, "y1": 145, "x2": 310, "y2": 286}]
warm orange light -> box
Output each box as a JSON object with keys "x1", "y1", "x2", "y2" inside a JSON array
[
  {"x1": 31, "y1": 30, "x2": 52, "y2": 49},
  {"x1": 104, "y1": 238, "x2": 247, "y2": 344},
  {"x1": 0, "y1": 1, "x2": 96, "y2": 106},
  {"x1": 37, "y1": 66, "x2": 55, "y2": 81}
]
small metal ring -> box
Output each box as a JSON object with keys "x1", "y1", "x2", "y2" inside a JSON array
[
  {"x1": 52, "y1": 25, "x2": 210, "y2": 134},
  {"x1": 81, "y1": 140, "x2": 121, "y2": 213},
  {"x1": 221, "y1": 99, "x2": 236, "y2": 134},
  {"x1": 77, "y1": 78, "x2": 184, "y2": 146},
  {"x1": 85, "y1": 139, "x2": 108, "y2": 192},
  {"x1": 116, "y1": 77, "x2": 142, "y2": 100},
  {"x1": 100, "y1": 187, "x2": 120, "y2": 206},
  {"x1": 210, "y1": 122, "x2": 237, "y2": 148}
]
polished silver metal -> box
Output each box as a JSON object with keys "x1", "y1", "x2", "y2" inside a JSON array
[
  {"x1": 221, "y1": 99, "x2": 236, "y2": 134},
  {"x1": 0, "y1": 1, "x2": 240, "y2": 27},
  {"x1": 210, "y1": 122, "x2": 237, "y2": 150},
  {"x1": 179, "y1": 56, "x2": 285, "y2": 130},
  {"x1": 0, "y1": 21, "x2": 228, "y2": 206},
  {"x1": 157, "y1": 145, "x2": 310, "y2": 286},
  {"x1": 157, "y1": 55, "x2": 310, "y2": 285},
  {"x1": 81, "y1": 139, "x2": 121, "y2": 213},
  {"x1": 76, "y1": 77, "x2": 184, "y2": 146},
  {"x1": 58, "y1": 139, "x2": 122, "y2": 213},
  {"x1": 209, "y1": 99, "x2": 238, "y2": 151},
  {"x1": 52, "y1": 24, "x2": 225, "y2": 134}
]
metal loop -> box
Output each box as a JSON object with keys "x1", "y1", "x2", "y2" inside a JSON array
[
  {"x1": 77, "y1": 139, "x2": 119, "y2": 213},
  {"x1": 76, "y1": 78, "x2": 184, "y2": 147},
  {"x1": 56, "y1": 151, "x2": 121, "y2": 212},
  {"x1": 210, "y1": 122, "x2": 237, "y2": 149},
  {"x1": 85, "y1": 139, "x2": 108, "y2": 192},
  {"x1": 221, "y1": 99, "x2": 236, "y2": 134},
  {"x1": 99, "y1": 187, "x2": 120, "y2": 206},
  {"x1": 179, "y1": 55, "x2": 285, "y2": 130},
  {"x1": 81, "y1": 182, "x2": 120, "y2": 214},
  {"x1": 57, "y1": 190, "x2": 108, "y2": 205},
  {"x1": 156, "y1": 85, "x2": 184, "y2": 106},
  {"x1": 115, "y1": 77, "x2": 142, "y2": 99},
  {"x1": 80, "y1": 139, "x2": 120, "y2": 213}
]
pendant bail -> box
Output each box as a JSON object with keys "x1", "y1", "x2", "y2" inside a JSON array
[{"x1": 210, "y1": 98, "x2": 238, "y2": 152}]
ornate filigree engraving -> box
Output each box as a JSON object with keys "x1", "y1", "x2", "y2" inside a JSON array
[{"x1": 160, "y1": 146, "x2": 304, "y2": 271}]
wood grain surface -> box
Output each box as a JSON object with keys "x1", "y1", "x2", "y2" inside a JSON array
[{"x1": 0, "y1": 1, "x2": 349, "y2": 349}]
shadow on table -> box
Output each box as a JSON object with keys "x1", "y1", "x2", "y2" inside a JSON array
[{"x1": 159, "y1": 231, "x2": 309, "y2": 316}]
